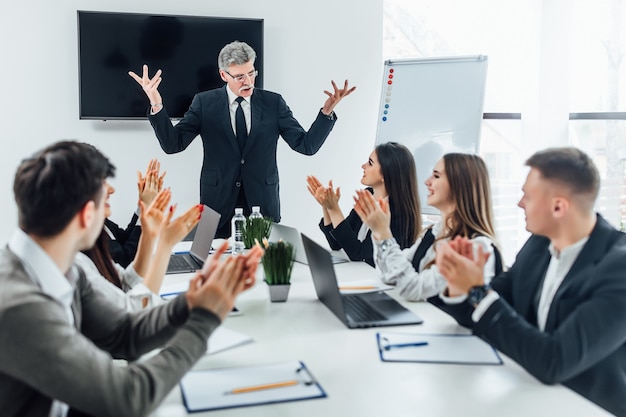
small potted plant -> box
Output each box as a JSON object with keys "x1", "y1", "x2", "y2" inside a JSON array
[
  {"x1": 243, "y1": 216, "x2": 273, "y2": 249},
  {"x1": 262, "y1": 239, "x2": 295, "y2": 302}
]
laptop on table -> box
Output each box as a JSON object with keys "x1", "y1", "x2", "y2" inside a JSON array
[
  {"x1": 301, "y1": 233, "x2": 423, "y2": 329},
  {"x1": 166, "y1": 205, "x2": 221, "y2": 274},
  {"x1": 269, "y1": 223, "x2": 349, "y2": 265}
]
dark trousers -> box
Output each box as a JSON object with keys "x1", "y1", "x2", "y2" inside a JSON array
[{"x1": 215, "y1": 185, "x2": 250, "y2": 238}]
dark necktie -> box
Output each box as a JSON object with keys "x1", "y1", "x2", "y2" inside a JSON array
[{"x1": 235, "y1": 97, "x2": 247, "y2": 152}]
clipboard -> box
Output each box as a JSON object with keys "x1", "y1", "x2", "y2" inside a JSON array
[
  {"x1": 180, "y1": 360, "x2": 326, "y2": 412},
  {"x1": 377, "y1": 332, "x2": 502, "y2": 365}
]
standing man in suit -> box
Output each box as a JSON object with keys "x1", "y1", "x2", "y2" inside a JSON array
[
  {"x1": 129, "y1": 41, "x2": 356, "y2": 238},
  {"x1": 433, "y1": 147, "x2": 626, "y2": 416}
]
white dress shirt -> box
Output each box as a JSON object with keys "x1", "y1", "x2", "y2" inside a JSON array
[
  {"x1": 374, "y1": 220, "x2": 497, "y2": 301},
  {"x1": 468, "y1": 236, "x2": 588, "y2": 327},
  {"x1": 226, "y1": 87, "x2": 251, "y2": 136},
  {"x1": 8, "y1": 229, "x2": 77, "y2": 417},
  {"x1": 536, "y1": 237, "x2": 588, "y2": 330},
  {"x1": 74, "y1": 253, "x2": 164, "y2": 312}
]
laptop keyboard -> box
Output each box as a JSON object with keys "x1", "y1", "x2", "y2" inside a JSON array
[
  {"x1": 169, "y1": 255, "x2": 196, "y2": 270},
  {"x1": 343, "y1": 295, "x2": 386, "y2": 322}
]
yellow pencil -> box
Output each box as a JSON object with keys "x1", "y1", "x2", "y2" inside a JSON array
[
  {"x1": 339, "y1": 285, "x2": 377, "y2": 290},
  {"x1": 229, "y1": 379, "x2": 299, "y2": 395}
]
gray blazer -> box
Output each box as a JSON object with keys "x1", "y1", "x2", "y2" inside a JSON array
[
  {"x1": 0, "y1": 246, "x2": 220, "y2": 417},
  {"x1": 149, "y1": 86, "x2": 336, "y2": 231},
  {"x1": 431, "y1": 215, "x2": 626, "y2": 416}
]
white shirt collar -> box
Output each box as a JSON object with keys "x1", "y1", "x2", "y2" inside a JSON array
[
  {"x1": 432, "y1": 219, "x2": 444, "y2": 237},
  {"x1": 8, "y1": 229, "x2": 77, "y2": 325},
  {"x1": 226, "y1": 86, "x2": 252, "y2": 106},
  {"x1": 547, "y1": 236, "x2": 589, "y2": 260}
]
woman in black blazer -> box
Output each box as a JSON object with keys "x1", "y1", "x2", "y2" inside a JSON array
[{"x1": 307, "y1": 142, "x2": 421, "y2": 266}]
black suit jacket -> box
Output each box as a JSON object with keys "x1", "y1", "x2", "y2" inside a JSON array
[
  {"x1": 149, "y1": 86, "x2": 336, "y2": 231},
  {"x1": 432, "y1": 215, "x2": 626, "y2": 416},
  {"x1": 319, "y1": 209, "x2": 376, "y2": 266},
  {"x1": 104, "y1": 215, "x2": 141, "y2": 268}
]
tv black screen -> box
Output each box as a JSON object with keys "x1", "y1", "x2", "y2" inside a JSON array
[{"x1": 78, "y1": 11, "x2": 264, "y2": 120}]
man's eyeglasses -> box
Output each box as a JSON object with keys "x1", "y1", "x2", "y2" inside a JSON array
[{"x1": 224, "y1": 69, "x2": 258, "y2": 83}]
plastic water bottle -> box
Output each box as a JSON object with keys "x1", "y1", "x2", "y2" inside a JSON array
[
  {"x1": 249, "y1": 206, "x2": 263, "y2": 220},
  {"x1": 231, "y1": 208, "x2": 245, "y2": 255}
]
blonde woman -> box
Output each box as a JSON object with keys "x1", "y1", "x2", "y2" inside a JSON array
[{"x1": 354, "y1": 153, "x2": 502, "y2": 300}]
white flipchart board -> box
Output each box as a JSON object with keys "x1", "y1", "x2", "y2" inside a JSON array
[{"x1": 375, "y1": 56, "x2": 488, "y2": 214}]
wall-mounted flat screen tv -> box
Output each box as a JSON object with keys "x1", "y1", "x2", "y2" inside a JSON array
[{"x1": 78, "y1": 11, "x2": 264, "y2": 120}]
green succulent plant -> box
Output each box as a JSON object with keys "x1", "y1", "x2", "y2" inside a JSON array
[
  {"x1": 242, "y1": 216, "x2": 273, "y2": 249},
  {"x1": 262, "y1": 240, "x2": 295, "y2": 285}
]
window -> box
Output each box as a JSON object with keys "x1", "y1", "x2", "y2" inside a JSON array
[{"x1": 384, "y1": 0, "x2": 626, "y2": 264}]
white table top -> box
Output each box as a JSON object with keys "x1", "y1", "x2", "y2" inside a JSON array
[{"x1": 153, "y1": 259, "x2": 611, "y2": 417}]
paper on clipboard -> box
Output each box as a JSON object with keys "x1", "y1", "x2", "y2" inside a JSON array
[
  {"x1": 377, "y1": 332, "x2": 502, "y2": 365},
  {"x1": 206, "y1": 326, "x2": 253, "y2": 355},
  {"x1": 180, "y1": 360, "x2": 326, "y2": 412}
]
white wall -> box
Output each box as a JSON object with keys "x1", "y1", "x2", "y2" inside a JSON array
[{"x1": 0, "y1": 0, "x2": 382, "y2": 244}]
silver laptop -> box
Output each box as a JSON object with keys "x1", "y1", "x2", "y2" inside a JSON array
[
  {"x1": 301, "y1": 233, "x2": 423, "y2": 329},
  {"x1": 166, "y1": 205, "x2": 221, "y2": 274},
  {"x1": 269, "y1": 223, "x2": 349, "y2": 265}
]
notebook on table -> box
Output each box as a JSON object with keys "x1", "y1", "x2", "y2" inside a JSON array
[
  {"x1": 269, "y1": 223, "x2": 349, "y2": 265},
  {"x1": 301, "y1": 233, "x2": 423, "y2": 329},
  {"x1": 166, "y1": 205, "x2": 221, "y2": 274}
]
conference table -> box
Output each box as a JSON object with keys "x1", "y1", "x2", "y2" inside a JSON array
[{"x1": 153, "y1": 251, "x2": 611, "y2": 417}]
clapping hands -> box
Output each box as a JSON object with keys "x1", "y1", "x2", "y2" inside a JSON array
[
  {"x1": 353, "y1": 189, "x2": 392, "y2": 241},
  {"x1": 186, "y1": 241, "x2": 264, "y2": 320},
  {"x1": 306, "y1": 175, "x2": 341, "y2": 211},
  {"x1": 137, "y1": 158, "x2": 166, "y2": 207}
]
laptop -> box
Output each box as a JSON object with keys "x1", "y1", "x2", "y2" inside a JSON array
[
  {"x1": 166, "y1": 205, "x2": 221, "y2": 274},
  {"x1": 269, "y1": 223, "x2": 349, "y2": 265},
  {"x1": 301, "y1": 233, "x2": 423, "y2": 329}
]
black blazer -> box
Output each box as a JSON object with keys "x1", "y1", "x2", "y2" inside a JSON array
[
  {"x1": 104, "y1": 215, "x2": 141, "y2": 268},
  {"x1": 319, "y1": 209, "x2": 376, "y2": 266},
  {"x1": 149, "y1": 86, "x2": 336, "y2": 231},
  {"x1": 431, "y1": 215, "x2": 626, "y2": 416},
  {"x1": 319, "y1": 190, "x2": 409, "y2": 267}
]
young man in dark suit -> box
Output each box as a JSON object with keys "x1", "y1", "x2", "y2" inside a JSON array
[
  {"x1": 129, "y1": 41, "x2": 356, "y2": 238},
  {"x1": 433, "y1": 147, "x2": 626, "y2": 416}
]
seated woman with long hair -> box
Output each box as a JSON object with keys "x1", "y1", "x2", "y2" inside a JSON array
[
  {"x1": 75, "y1": 164, "x2": 201, "y2": 311},
  {"x1": 306, "y1": 141, "x2": 422, "y2": 267},
  {"x1": 354, "y1": 153, "x2": 502, "y2": 300}
]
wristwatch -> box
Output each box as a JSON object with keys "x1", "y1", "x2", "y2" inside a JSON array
[
  {"x1": 378, "y1": 238, "x2": 396, "y2": 252},
  {"x1": 468, "y1": 285, "x2": 490, "y2": 307}
]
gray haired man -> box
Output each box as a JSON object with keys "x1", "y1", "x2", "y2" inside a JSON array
[{"x1": 129, "y1": 41, "x2": 356, "y2": 238}]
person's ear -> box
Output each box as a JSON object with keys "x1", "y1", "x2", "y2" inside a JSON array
[
  {"x1": 219, "y1": 69, "x2": 228, "y2": 83},
  {"x1": 552, "y1": 197, "x2": 569, "y2": 218},
  {"x1": 78, "y1": 200, "x2": 96, "y2": 229}
]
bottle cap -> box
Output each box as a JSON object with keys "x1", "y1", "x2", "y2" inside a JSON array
[{"x1": 235, "y1": 208, "x2": 243, "y2": 214}]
